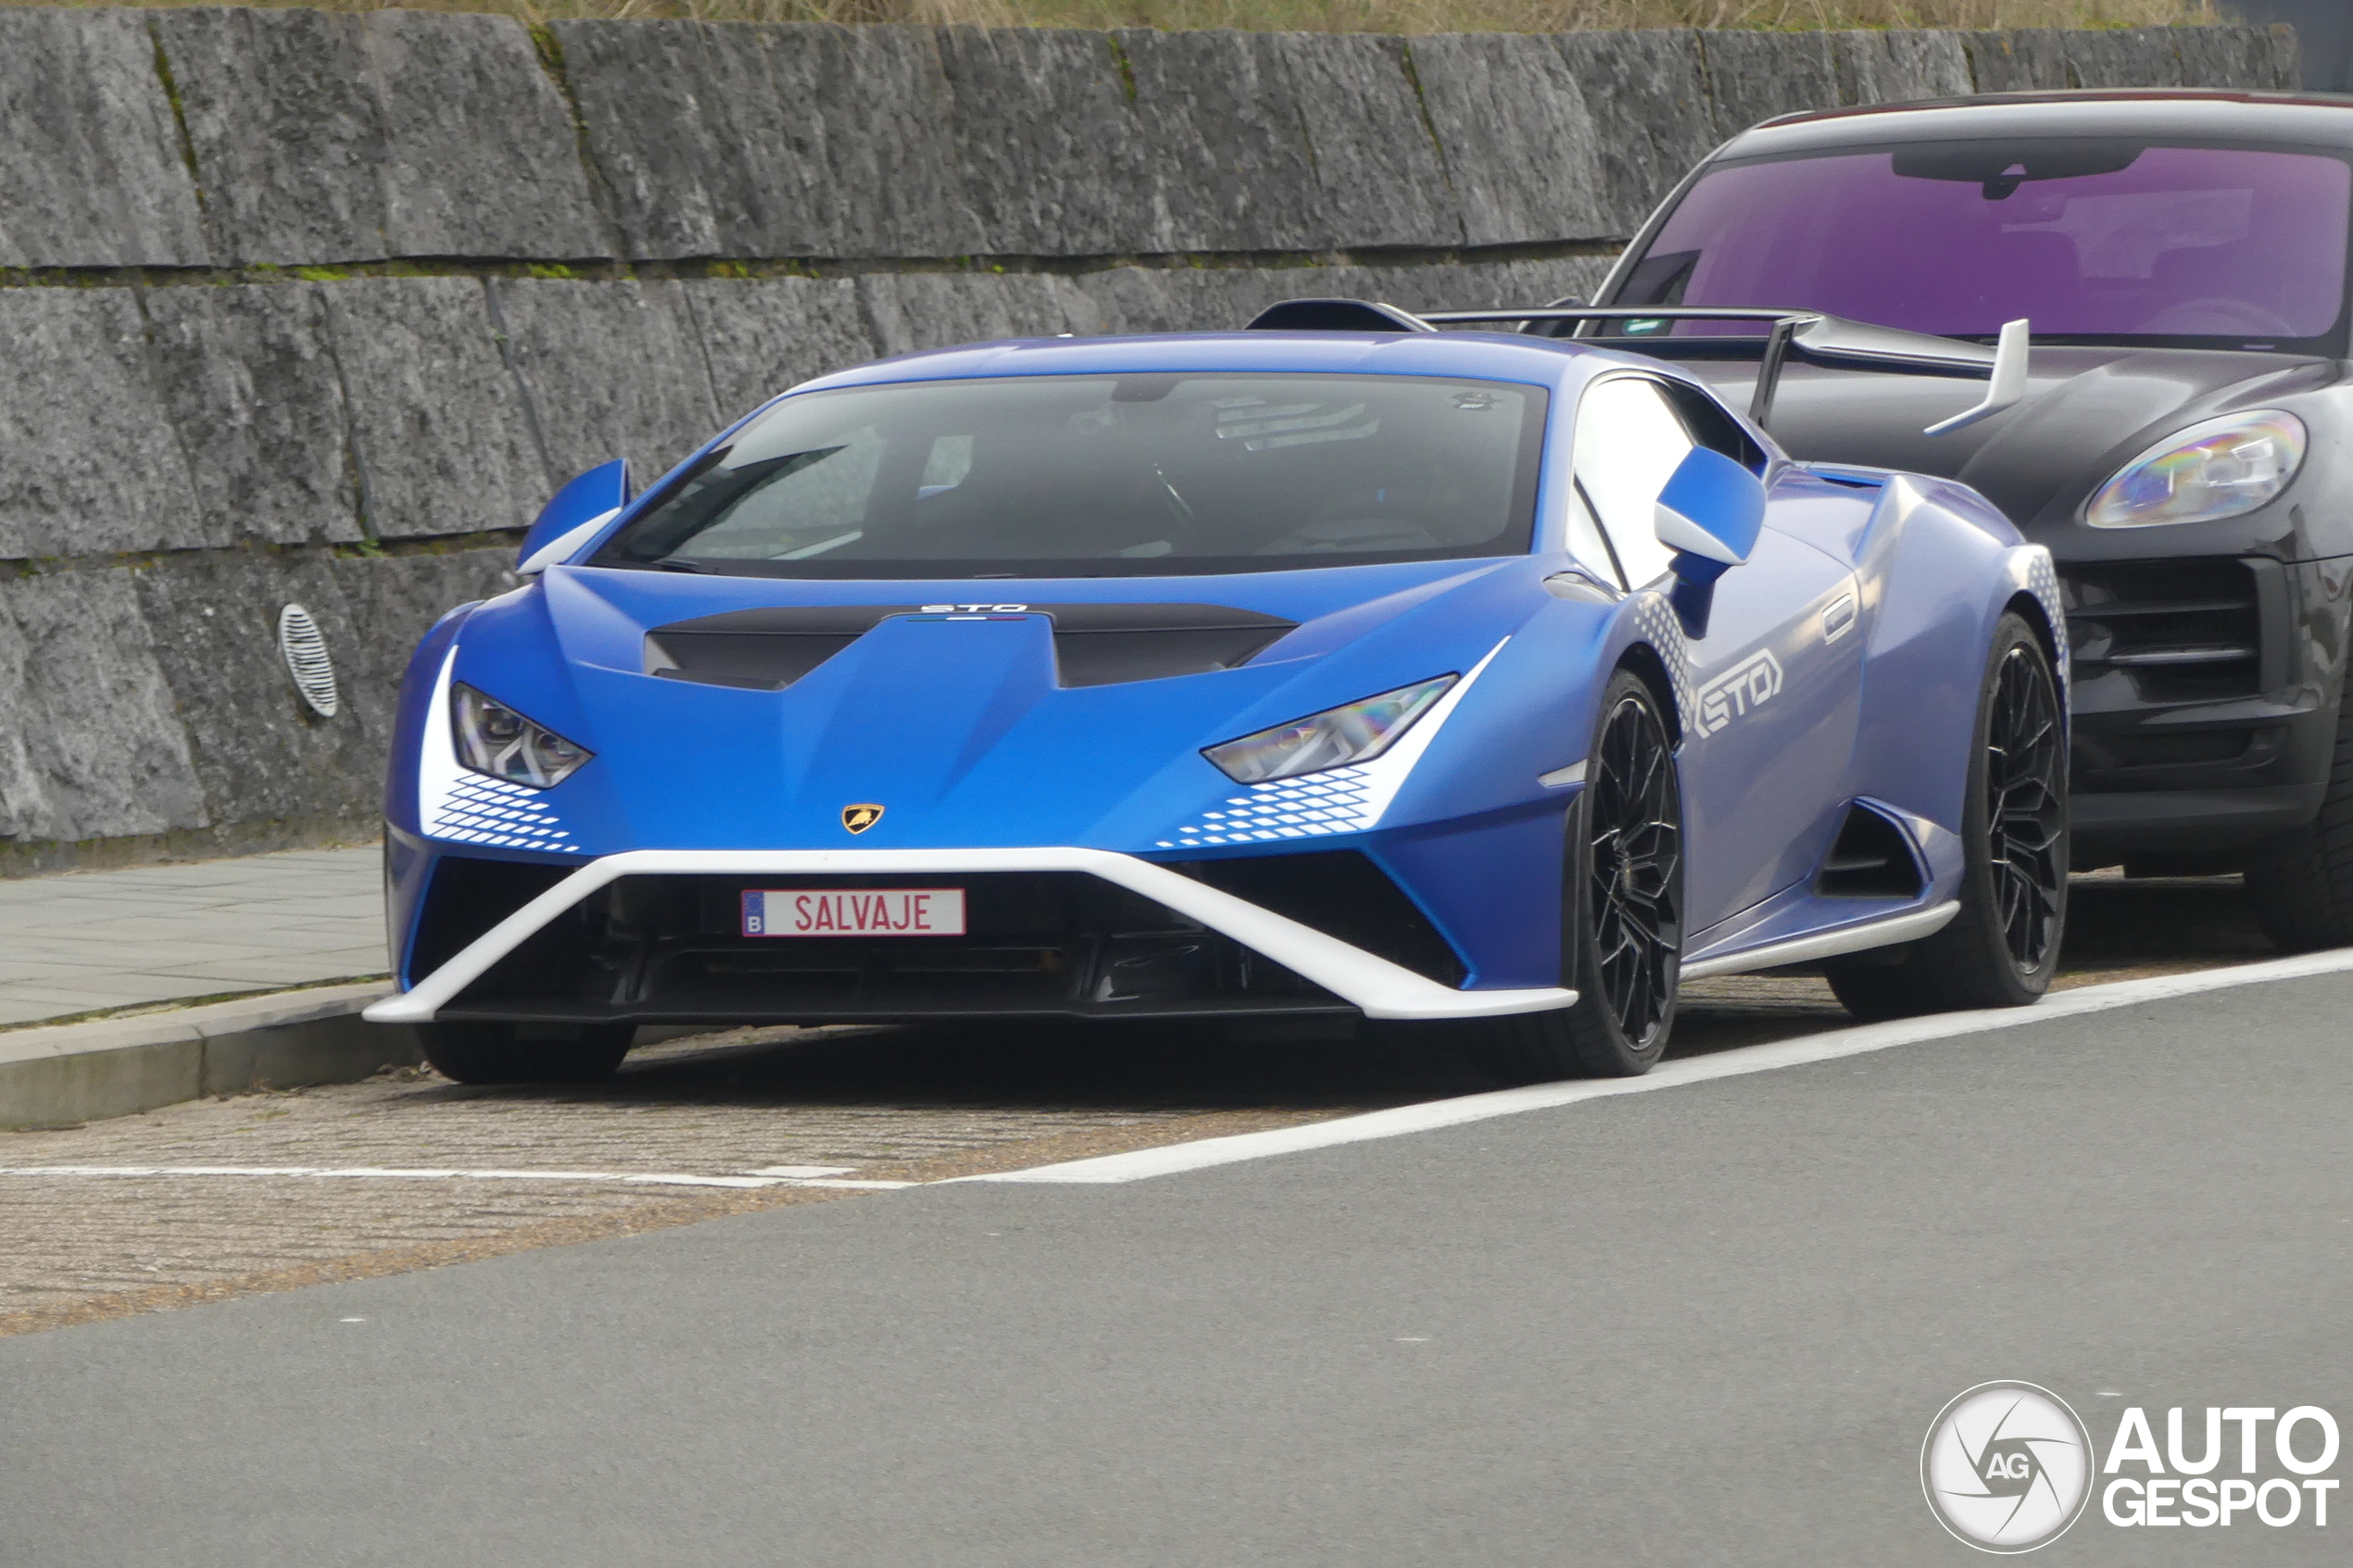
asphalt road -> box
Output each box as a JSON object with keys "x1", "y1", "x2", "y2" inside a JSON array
[{"x1": 2, "y1": 960, "x2": 2345, "y2": 1566}]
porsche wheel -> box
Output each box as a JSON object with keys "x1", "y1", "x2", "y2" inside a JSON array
[
  {"x1": 1475, "y1": 669, "x2": 1683, "y2": 1081},
  {"x1": 1824, "y1": 613, "x2": 2066, "y2": 1020},
  {"x1": 2241, "y1": 679, "x2": 2353, "y2": 952},
  {"x1": 418, "y1": 1022, "x2": 634, "y2": 1085}
]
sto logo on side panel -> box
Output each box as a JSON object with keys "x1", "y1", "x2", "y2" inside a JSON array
[{"x1": 1692, "y1": 649, "x2": 1783, "y2": 738}]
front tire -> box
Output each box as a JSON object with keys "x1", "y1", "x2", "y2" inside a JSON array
[
  {"x1": 419, "y1": 1022, "x2": 635, "y2": 1085},
  {"x1": 2242, "y1": 678, "x2": 2353, "y2": 952},
  {"x1": 1824, "y1": 612, "x2": 2067, "y2": 1020},
  {"x1": 1476, "y1": 669, "x2": 1683, "y2": 1081}
]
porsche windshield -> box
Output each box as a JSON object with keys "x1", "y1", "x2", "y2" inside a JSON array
[
  {"x1": 1614, "y1": 141, "x2": 2352, "y2": 349},
  {"x1": 591, "y1": 373, "x2": 1546, "y2": 578}
]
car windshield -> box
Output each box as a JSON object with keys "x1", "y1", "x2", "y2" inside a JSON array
[
  {"x1": 1611, "y1": 140, "x2": 2353, "y2": 349},
  {"x1": 591, "y1": 372, "x2": 1547, "y2": 579}
]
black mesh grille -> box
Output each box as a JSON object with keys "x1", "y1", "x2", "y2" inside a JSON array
[
  {"x1": 2062, "y1": 559, "x2": 2262, "y2": 703},
  {"x1": 1814, "y1": 803, "x2": 1924, "y2": 899},
  {"x1": 1169, "y1": 850, "x2": 1468, "y2": 985},
  {"x1": 443, "y1": 870, "x2": 1348, "y2": 1023},
  {"x1": 410, "y1": 856, "x2": 575, "y2": 981}
]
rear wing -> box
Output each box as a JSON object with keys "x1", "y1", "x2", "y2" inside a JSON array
[{"x1": 1242, "y1": 298, "x2": 2029, "y2": 438}]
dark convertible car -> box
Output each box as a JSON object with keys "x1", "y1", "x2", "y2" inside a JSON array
[{"x1": 1573, "y1": 89, "x2": 2353, "y2": 950}]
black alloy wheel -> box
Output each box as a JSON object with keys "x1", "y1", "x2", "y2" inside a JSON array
[
  {"x1": 1825, "y1": 612, "x2": 2067, "y2": 1019},
  {"x1": 1584, "y1": 683, "x2": 1685, "y2": 1046},
  {"x1": 1984, "y1": 639, "x2": 2068, "y2": 972},
  {"x1": 1473, "y1": 668, "x2": 1683, "y2": 1081}
]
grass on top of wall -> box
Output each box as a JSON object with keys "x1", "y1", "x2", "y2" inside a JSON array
[{"x1": 0, "y1": 0, "x2": 2233, "y2": 38}]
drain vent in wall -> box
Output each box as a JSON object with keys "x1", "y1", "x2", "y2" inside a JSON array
[{"x1": 277, "y1": 604, "x2": 340, "y2": 718}]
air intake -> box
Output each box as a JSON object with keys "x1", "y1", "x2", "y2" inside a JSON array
[
  {"x1": 277, "y1": 604, "x2": 339, "y2": 717},
  {"x1": 1815, "y1": 802, "x2": 1924, "y2": 899}
]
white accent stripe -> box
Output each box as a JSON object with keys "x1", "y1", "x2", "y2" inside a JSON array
[
  {"x1": 0, "y1": 1164, "x2": 912, "y2": 1190},
  {"x1": 1536, "y1": 761, "x2": 1586, "y2": 789},
  {"x1": 969, "y1": 947, "x2": 2353, "y2": 1184},
  {"x1": 1679, "y1": 900, "x2": 1958, "y2": 980},
  {"x1": 366, "y1": 847, "x2": 1576, "y2": 1025}
]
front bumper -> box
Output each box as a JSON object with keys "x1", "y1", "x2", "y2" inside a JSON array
[
  {"x1": 363, "y1": 847, "x2": 1576, "y2": 1027},
  {"x1": 2061, "y1": 555, "x2": 2348, "y2": 863}
]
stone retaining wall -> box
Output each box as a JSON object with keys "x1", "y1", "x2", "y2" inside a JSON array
[{"x1": 0, "y1": 10, "x2": 2296, "y2": 870}]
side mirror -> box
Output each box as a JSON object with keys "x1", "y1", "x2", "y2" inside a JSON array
[
  {"x1": 1653, "y1": 446, "x2": 1765, "y2": 585},
  {"x1": 518, "y1": 458, "x2": 631, "y2": 575}
]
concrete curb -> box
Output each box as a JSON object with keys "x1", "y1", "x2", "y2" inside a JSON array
[{"x1": 0, "y1": 983, "x2": 416, "y2": 1131}]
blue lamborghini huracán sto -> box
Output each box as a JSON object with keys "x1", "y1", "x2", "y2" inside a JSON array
[{"x1": 365, "y1": 301, "x2": 2069, "y2": 1085}]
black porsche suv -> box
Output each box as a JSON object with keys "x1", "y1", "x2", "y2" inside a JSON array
[{"x1": 1579, "y1": 88, "x2": 2353, "y2": 950}]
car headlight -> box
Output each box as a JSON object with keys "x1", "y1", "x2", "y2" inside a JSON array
[
  {"x1": 2084, "y1": 410, "x2": 2307, "y2": 529},
  {"x1": 451, "y1": 684, "x2": 592, "y2": 788},
  {"x1": 1202, "y1": 676, "x2": 1456, "y2": 784}
]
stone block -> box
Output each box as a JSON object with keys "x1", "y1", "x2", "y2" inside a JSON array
[
  {"x1": 1835, "y1": 30, "x2": 1972, "y2": 105},
  {"x1": 1056, "y1": 266, "x2": 1189, "y2": 337},
  {"x1": 937, "y1": 27, "x2": 1153, "y2": 257},
  {"x1": 321, "y1": 278, "x2": 548, "y2": 538},
  {"x1": 361, "y1": 10, "x2": 610, "y2": 261},
  {"x1": 2174, "y1": 24, "x2": 2298, "y2": 91},
  {"x1": 0, "y1": 288, "x2": 197, "y2": 561},
  {"x1": 128, "y1": 546, "x2": 512, "y2": 837},
  {"x1": 0, "y1": 567, "x2": 208, "y2": 847},
  {"x1": 855, "y1": 271, "x2": 1080, "y2": 358},
  {"x1": 153, "y1": 7, "x2": 605, "y2": 267},
  {"x1": 132, "y1": 550, "x2": 387, "y2": 834},
  {"x1": 1114, "y1": 29, "x2": 1322, "y2": 254},
  {"x1": 491, "y1": 279, "x2": 721, "y2": 493},
  {"x1": 1554, "y1": 31, "x2": 1714, "y2": 239},
  {"x1": 143, "y1": 282, "x2": 362, "y2": 548},
  {"x1": 680, "y1": 276, "x2": 875, "y2": 423},
  {"x1": 1409, "y1": 33, "x2": 1608, "y2": 246},
  {"x1": 2061, "y1": 27, "x2": 2185, "y2": 90},
  {"x1": 551, "y1": 20, "x2": 977, "y2": 261},
  {"x1": 1701, "y1": 29, "x2": 1843, "y2": 139},
  {"x1": 1271, "y1": 32, "x2": 1461, "y2": 248},
  {"x1": 0, "y1": 8, "x2": 208, "y2": 269},
  {"x1": 1962, "y1": 31, "x2": 2072, "y2": 93}
]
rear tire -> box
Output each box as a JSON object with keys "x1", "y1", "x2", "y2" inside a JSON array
[
  {"x1": 2242, "y1": 678, "x2": 2353, "y2": 952},
  {"x1": 1475, "y1": 670, "x2": 1683, "y2": 1082},
  {"x1": 419, "y1": 1022, "x2": 634, "y2": 1085},
  {"x1": 1823, "y1": 612, "x2": 2067, "y2": 1020}
]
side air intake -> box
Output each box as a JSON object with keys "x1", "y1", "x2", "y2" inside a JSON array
[{"x1": 1814, "y1": 802, "x2": 1925, "y2": 899}]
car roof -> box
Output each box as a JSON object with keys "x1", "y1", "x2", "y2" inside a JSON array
[
  {"x1": 794, "y1": 329, "x2": 1598, "y2": 396},
  {"x1": 1724, "y1": 88, "x2": 2353, "y2": 159}
]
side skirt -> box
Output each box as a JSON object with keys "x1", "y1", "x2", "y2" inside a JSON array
[{"x1": 1679, "y1": 900, "x2": 1959, "y2": 981}]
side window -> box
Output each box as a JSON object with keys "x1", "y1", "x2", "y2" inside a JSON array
[{"x1": 1570, "y1": 377, "x2": 1693, "y2": 588}]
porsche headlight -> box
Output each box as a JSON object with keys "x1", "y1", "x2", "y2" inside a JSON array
[
  {"x1": 1203, "y1": 676, "x2": 1456, "y2": 784},
  {"x1": 451, "y1": 684, "x2": 592, "y2": 788},
  {"x1": 2084, "y1": 411, "x2": 2307, "y2": 529}
]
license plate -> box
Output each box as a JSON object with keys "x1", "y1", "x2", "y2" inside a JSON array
[{"x1": 741, "y1": 888, "x2": 966, "y2": 937}]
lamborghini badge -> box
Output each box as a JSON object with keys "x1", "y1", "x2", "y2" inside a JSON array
[{"x1": 841, "y1": 803, "x2": 885, "y2": 834}]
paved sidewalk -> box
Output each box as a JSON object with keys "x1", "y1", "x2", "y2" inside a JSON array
[{"x1": 0, "y1": 849, "x2": 385, "y2": 1029}]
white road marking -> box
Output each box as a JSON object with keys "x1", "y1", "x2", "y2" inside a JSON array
[
  {"x1": 0, "y1": 1164, "x2": 912, "y2": 1191},
  {"x1": 970, "y1": 947, "x2": 2353, "y2": 1185}
]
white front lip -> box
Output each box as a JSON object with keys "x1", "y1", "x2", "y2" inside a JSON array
[{"x1": 363, "y1": 847, "x2": 1577, "y2": 1025}]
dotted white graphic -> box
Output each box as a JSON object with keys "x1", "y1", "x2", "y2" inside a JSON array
[
  {"x1": 1158, "y1": 641, "x2": 1508, "y2": 849},
  {"x1": 416, "y1": 649, "x2": 585, "y2": 855},
  {"x1": 429, "y1": 771, "x2": 580, "y2": 852},
  {"x1": 2023, "y1": 548, "x2": 2070, "y2": 694},
  {"x1": 1626, "y1": 591, "x2": 1693, "y2": 727}
]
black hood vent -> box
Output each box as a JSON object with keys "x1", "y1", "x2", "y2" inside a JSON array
[{"x1": 645, "y1": 603, "x2": 1295, "y2": 691}]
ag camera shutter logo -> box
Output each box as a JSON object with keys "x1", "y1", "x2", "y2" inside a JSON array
[{"x1": 1921, "y1": 1382, "x2": 2094, "y2": 1552}]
